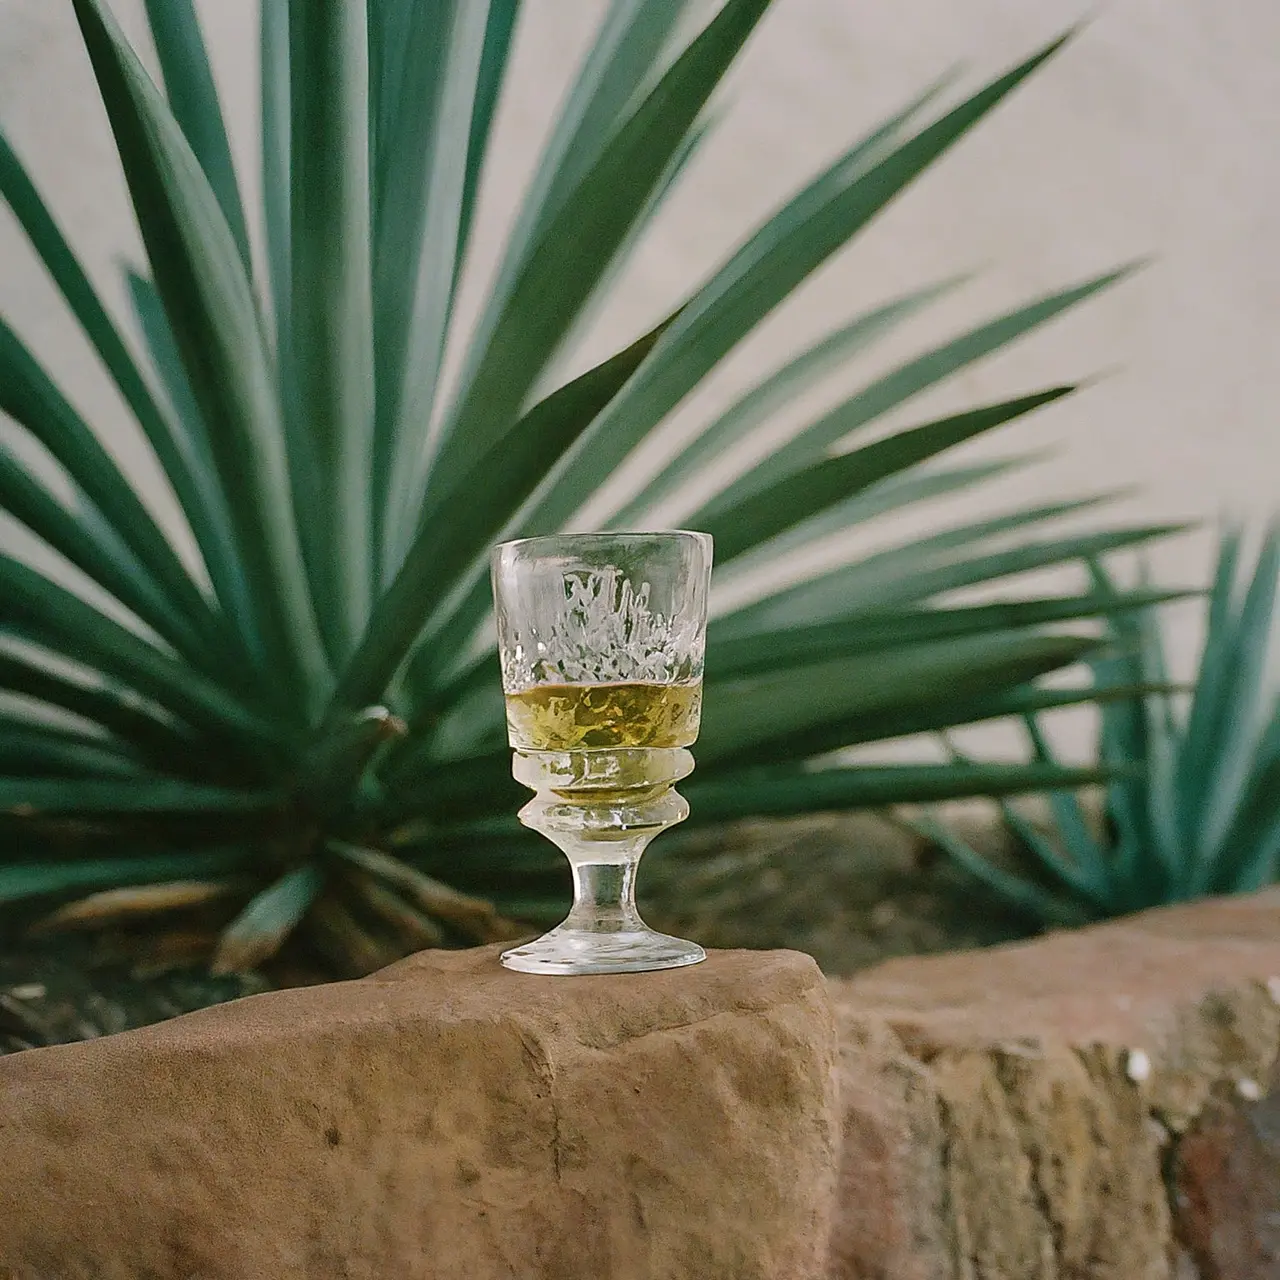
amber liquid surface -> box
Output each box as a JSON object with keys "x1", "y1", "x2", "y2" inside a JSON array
[{"x1": 505, "y1": 681, "x2": 702, "y2": 751}]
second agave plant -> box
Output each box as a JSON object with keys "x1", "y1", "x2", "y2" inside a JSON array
[
  {"x1": 0, "y1": 0, "x2": 1174, "y2": 973},
  {"x1": 919, "y1": 530, "x2": 1280, "y2": 923}
]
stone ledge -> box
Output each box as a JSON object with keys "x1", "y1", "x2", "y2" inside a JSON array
[
  {"x1": 5, "y1": 890, "x2": 1279, "y2": 1279},
  {"x1": 0, "y1": 947, "x2": 837, "y2": 1280},
  {"x1": 826, "y1": 889, "x2": 1280, "y2": 1279}
]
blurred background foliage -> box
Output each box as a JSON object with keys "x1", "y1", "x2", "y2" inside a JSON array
[{"x1": 915, "y1": 530, "x2": 1280, "y2": 924}]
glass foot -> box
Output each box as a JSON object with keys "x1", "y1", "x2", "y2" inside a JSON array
[{"x1": 501, "y1": 926, "x2": 706, "y2": 975}]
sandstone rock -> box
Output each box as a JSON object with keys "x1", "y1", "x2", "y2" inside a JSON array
[
  {"x1": 0, "y1": 946, "x2": 837, "y2": 1280},
  {"x1": 1171, "y1": 1058, "x2": 1280, "y2": 1279},
  {"x1": 826, "y1": 889, "x2": 1280, "y2": 1280}
]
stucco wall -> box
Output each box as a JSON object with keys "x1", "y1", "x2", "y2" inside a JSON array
[{"x1": 1, "y1": 0, "x2": 1276, "y2": 753}]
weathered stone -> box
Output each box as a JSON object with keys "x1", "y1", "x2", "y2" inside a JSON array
[
  {"x1": 828, "y1": 1018, "x2": 948, "y2": 1280},
  {"x1": 1171, "y1": 1059, "x2": 1280, "y2": 1279},
  {"x1": 0, "y1": 946, "x2": 837, "y2": 1280},
  {"x1": 826, "y1": 889, "x2": 1280, "y2": 1280}
]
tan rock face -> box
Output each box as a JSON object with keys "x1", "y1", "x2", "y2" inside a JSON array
[
  {"x1": 826, "y1": 889, "x2": 1280, "y2": 1280},
  {"x1": 6, "y1": 888, "x2": 1279, "y2": 1278},
  {"x1": 0, "y1": 947, "x2": 838, "y2": 1280},
  {"x1": 1172, "y1": 1058, "x2": 1280, "y2": 1279}
]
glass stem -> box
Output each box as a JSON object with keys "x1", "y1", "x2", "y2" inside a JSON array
[
  {"x1": 512, "y1": 747, "x2": 694, "y2": 936},
  {"x1": 562, "y1": 841, "x2": 650, "y2": 933},
  {"x1": 501, "y1": 749, "x2": 705, "y2": 972}
]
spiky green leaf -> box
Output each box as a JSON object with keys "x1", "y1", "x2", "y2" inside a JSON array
[
  {"x1": 212, "y1": 865, "x2": 323, "y2": 973},
  {"x1": 142, "y1": 0, "x2": 252, "y2": 269},
  {"x1": 72, "y1": 0, "x2": 328, "y2": 708},
  {"x1": 0, "y1": 849, "x2": 250, "y2": 905}
]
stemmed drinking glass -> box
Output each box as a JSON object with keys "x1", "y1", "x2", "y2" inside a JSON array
[{"x1": 490, "y1": 531, "x2": 713, "y2": 975}]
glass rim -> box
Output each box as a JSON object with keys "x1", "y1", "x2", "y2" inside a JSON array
[{"x1": 492, "y1": 529, "x2": 712, "y2": 558}]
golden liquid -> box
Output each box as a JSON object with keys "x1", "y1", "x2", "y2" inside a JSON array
[{"x1": 505, "y1": 681, "x2": 702, "y2": 751}]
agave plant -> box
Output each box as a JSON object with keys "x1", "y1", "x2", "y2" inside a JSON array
[
  {"x1": 919, "y1": 530, "x2": 1280, "y2": 924},
  {"x1": 0, "y1": 0, "x2": 1175, "y2": 973}
]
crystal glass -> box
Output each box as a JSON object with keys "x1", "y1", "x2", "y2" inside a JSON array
[{"x1": 491, "y1": 531, "x2": 713, "y2": 975}]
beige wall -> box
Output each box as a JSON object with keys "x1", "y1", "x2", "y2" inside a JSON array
[{"x1": 1, "y1": 0, "x2": 1277, "y2": 752}]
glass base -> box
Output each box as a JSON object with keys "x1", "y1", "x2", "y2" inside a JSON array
[{"x1": 501, "y1": 925, "x2": 706, "y2": 975}]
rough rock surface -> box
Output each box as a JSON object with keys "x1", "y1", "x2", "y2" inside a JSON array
[
  {"x1": 1171, "y1": 1056, "x2": 1280, "y2": 1279},
  {"x1": 0, "y1": 946, "x2": 837, "y2": 1280},
  {"x1": 826, "y1": 889, "x2": 1280, "y2": 1279}
]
